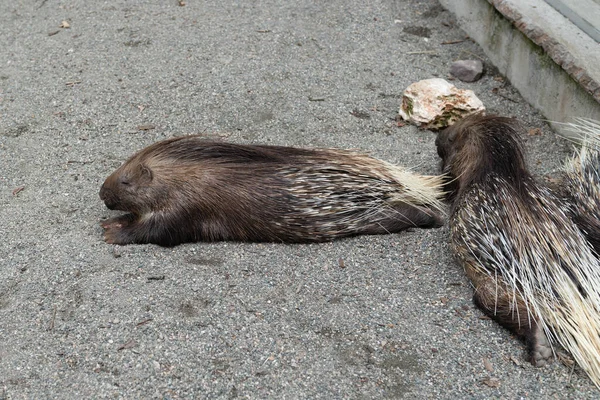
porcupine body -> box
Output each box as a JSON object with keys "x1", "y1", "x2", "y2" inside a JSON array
[
  {"x1": 99, "y1": 136, "x2": 445, "y2": 246},
  {"x1": 436, "y1": 114, "x2": 600, "y2": 387},
  {"x1": 558, "y1": 119, "x2": 600, "y2": 254}
]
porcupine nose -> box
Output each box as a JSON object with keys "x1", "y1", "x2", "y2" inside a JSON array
[{"x1": 99, "y1": 185, "x2": 118, "y2": 210}]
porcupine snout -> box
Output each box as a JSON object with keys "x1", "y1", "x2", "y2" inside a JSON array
[{"x1": 99, "y1": 185, "x2": 119, "y2": 210}]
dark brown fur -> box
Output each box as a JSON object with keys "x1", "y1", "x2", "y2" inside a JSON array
[
  {"x1": 435, "y1": 114, "x2": 529, "y2": 201},
  {"x1": 100, "y1": 136, "x2": 443, "y2": 246}
]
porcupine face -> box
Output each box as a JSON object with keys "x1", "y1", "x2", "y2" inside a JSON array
[
  {"x1": 435, "y1": 124, "x2": 459, "y2": 175},
  {"x1": 435, "y1": 122, "x2": 463, "y2": 198},
  {"x1": 99, "y1": 160, "x2": 159, "y2": 214}
]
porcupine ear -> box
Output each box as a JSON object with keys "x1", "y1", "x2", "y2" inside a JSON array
[{"x1": 136, "y1": 164, "x2": 154, "y2": 184}]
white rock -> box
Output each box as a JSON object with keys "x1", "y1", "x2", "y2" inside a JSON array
[{"x1": 399, "y1": 78, "x2": 485, "y2": 129}]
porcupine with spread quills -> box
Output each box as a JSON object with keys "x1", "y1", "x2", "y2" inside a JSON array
[
  {"x1": 435, "y1": 114, "x2": 600, "y2": 388},
  {"x1": 99, "y1": 136, "x2": 445, "y2": 246},
  {"x1": 554, "y1": 119, "x2": 600, "y2": 255}
]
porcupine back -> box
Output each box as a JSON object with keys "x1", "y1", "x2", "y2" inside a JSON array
[
  {"x1": 99, "y1": 136, "x2": 446, "y2": 245},
  {"x1": 437, "y1": 114, "x2": 600, "y2": 388},
  {"x1": 276, "y1": 149, "x2": 445, "y2": 239},
  {"x1": 559, "y1": 119, "x2": 600, "y2": 254}
]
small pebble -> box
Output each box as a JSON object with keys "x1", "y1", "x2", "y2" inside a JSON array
[{"x1": 450, "y1": 60, "x2": 484, "y2": 82}]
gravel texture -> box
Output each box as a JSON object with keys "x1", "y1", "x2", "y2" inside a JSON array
[{"x1": 0, "y1": 0, "x2": 597, "y2": 398}]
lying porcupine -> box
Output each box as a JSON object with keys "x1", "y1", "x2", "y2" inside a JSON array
[
  {"x1": 556, "y1": 119, "x2": 600, "y2": 254},
  {"x1": 436, "y1": 114, "x2": 600, "y2": 388},
  {"x1": 99, "y1": 136, "x2": 445, "y2": 246}
]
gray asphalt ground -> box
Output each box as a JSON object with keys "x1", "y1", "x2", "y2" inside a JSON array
[{"x1": 1, "y1": 0, "x2": 597, "y2": 398}]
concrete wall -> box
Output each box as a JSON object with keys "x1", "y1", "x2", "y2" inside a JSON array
[{"x1": 439, "y1": 0, "x2": 600, "y2": 134}]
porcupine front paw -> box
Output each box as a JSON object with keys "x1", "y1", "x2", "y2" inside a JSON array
[
  {"x1": 103, "y1": 225, "x2": 127, "y2": 244},
  {"x1": 100, "y1": 214, "x2": 137, "y2": 244},
  {"x1": 528, "y1": 325, "x2": 553, "y2": 367},
  {"x1": 100, "y1": 214, "x2": 135, "y2": 229}
]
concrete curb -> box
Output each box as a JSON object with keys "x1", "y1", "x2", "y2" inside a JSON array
[{"x1": 439, "y1": 0, "x2": 600, "y2": 134}]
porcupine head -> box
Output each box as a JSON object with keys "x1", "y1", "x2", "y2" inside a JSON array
[{"x1": 99, "y1": 151, "x2": 169, "y2": 218}]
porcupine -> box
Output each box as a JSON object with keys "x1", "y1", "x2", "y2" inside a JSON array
[
  {"x1": 556, "y1": 119, "x2": 600, "y2": 255},
  {"x1": 99, "y1": 136, "x2": 445, "y2": 246},
  {"x1": 435, "y1": 114, "x2": 600, "y2": 388}
]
